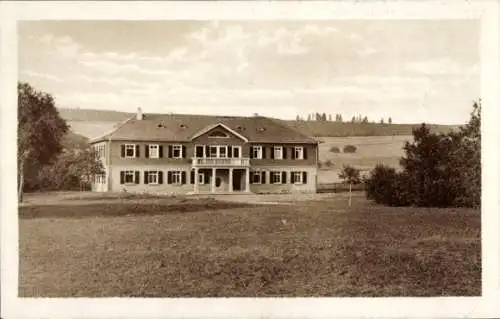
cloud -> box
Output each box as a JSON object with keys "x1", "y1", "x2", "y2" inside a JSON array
[
  {"x1": 405, "y1": 59, "x2": 479, "y2": 76},
  {"x1": 20, "y1": 70, "x2": 63, "y2": 82}
]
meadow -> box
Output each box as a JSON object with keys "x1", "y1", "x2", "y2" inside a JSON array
[
  {"x1": 19, "y1": 192, "x2": 480, "y2": 297},
  {"x1": 317, "y1": 135, "x2": 411, "y2": 183}
]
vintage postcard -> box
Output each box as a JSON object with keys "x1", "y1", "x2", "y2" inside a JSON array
[{"x1": 1, "y1": 0, "x2": 499, "y2": 318}]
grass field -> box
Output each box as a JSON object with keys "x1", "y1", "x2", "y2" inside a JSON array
[
  {"x1": 19, "y1": 192, "x2": 481, "y2": 297},
  {"x1": 317, "y1": 135, "x2": 410, "y2": 183}
]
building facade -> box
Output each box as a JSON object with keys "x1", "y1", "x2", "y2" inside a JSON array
[{"x1": 90, "y1": 109, "x2": 319, "y2": 194}]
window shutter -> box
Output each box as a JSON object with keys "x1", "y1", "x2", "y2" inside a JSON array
[
  {"x1": 303, "y1": 171, "x2": 307, "y2": 184},
  {"x1": 167, "y1": 171, "x2": 172, "y2": 184},
  {"x1": 182, "y1": 145, "x2": 186, "y2": 158},
  {"x1": 303, "y1": 147, "x2": 308, "y2": 159},
  {"x1": 291, "y1": 147, "x2": 296, "y2": 159},
  {"x1": 282, "y1": 171, "x2": 287, "y2": 184},
  {"x1": 270, "y1": 172, "x2": 274, "y2": 184},
  {"x1": 283, "y1": 147, "x2": 287, "y2": 159},
  {"x1": 190, "y1": 170, "x2": 195, "y2": 184},
  {"x1": 205, "y1": 146, "x2": 209, "y2": 158},
  {"x1": 120, "y1": 171, "x2": 125, "y2": 184},
  {"x1": 262, "y1": 147, "x2": 266, "y2": 159},
  {"x1": 228, "y1": 146, "x2": 232, "y2": 158},
  {"x1": 159, "y1": 145, "x2": 163, "y2": 158},
  {"x1": 270, "y1": 147, "x2": 274, "y2": 159},
  {"x1": 135, "y1": 145, "x2": 140, "y2": 158},
  {"x1": 120, "y1": 145, "x2": 125, "y2": 158},
  {"x1": 158, "y1": 171, "x2": 163, "y2": 184},
  {"x1": 168, "y1": 145, "x2": 173, "y2": 158},
  {"x1": 291, "y1": 172, "x2": 295, "y2": 183},
  {"x1": 135, "y1": 171, "x2": 140, "y2": 184},
  {"x1": 181, "y1": 171, "x2": 186, "y2": 184},
  {"x1": 249, "y1": 146, "x2": 253, "y2": 158},
  {"x1": 144, "y1": 171, "x2": 149, "y2": 184},
  {"x1": 261, "y1": 171, "x2": 266, "y2": 184},
  {"x1": 145, "y1": 145, "x2": 149, "y2": 158}
]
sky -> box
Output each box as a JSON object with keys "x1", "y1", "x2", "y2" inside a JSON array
[{"x1": 18, "y1": 20, "x2": 480, "y2": 124}]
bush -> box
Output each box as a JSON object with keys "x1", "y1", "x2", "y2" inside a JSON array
[
  {"x1": 324, "y1": 159, "x2": 334, "y2": 167},
  {"x1": 364, "y1": 165, "x2": 412, "y2": 207},
  {"x1": 329, "y1": 146, "x2": 341, "y2": 153},
  {"x1": 343, "y1": 145, "x2": 357, "y2": 153}
]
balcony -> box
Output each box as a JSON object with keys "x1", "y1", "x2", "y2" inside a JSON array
[{"x1": 192, "y1": 157, "x2": 250, "y2": 167}]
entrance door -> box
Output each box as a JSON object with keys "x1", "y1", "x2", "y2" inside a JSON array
[{"x1": 232, "y1": 169, "x2": 242, "y2": 191}]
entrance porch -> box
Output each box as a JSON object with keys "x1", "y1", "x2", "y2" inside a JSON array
[{"x1": 193, "y1": 167, "x2": 250, "y2": 194}]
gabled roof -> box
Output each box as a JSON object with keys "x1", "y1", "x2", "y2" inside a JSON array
[
  {"x1": 90, "y1": 113, "x2": 317, "y2": 144},
  {"x1": 190, "y1": 123, "x2": 249, "y2": 142}
]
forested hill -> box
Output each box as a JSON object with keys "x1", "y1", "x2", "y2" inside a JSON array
[{"x1": 58, "y1": 108, "x2": 459, "y2": 138}]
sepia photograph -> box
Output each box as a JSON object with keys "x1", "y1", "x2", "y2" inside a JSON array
[{"x1": 2, "y1": 1, "x2": 500, "y2": 318}]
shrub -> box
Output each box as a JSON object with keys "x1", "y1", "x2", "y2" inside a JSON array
[
  {"x1": 343, "y1": 145, "x2": 357, "y2": 153},
  {"x1": 324, "y1": 159, "x2": 334, "y2": 167},
  {"x1": 329, "y1": 146, "x2": 341, "y2": 153}
]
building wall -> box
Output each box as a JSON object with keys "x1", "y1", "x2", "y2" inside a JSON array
[{"x1": 249, "y1": 165, "x2": 317, "y2": 194}]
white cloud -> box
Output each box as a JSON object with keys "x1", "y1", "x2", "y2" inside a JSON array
[
  {"x1": 405, "y1": 59, "x2": 478, "y2": 76},
  {"x1": 20, "y1": 70, "x2": 63, "y2": 82}
]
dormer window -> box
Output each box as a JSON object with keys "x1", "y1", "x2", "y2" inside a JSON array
[
  {"x1": 208, "y1": 130, "x2": 229, "y2": 138},
  {"x1": 257, "y1": 127, "x2": 266, "y2": 132}
]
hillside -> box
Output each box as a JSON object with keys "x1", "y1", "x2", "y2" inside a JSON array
[{"x1": 58, "y1": 108, "x2": 459, "y2": 138}]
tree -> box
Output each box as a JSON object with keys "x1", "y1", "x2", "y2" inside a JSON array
[
  {"x1": 362, "y1": 116, "x2": 369, "y2": 123},
  {"x1": 296, "y1": 115, "x2": 300, "y2": 121},
  {"x1": 351, "y1": 116, "x2": 356, "y2": 123},
  {"x1": 338, "y1": 114, "x2": 343, "y2": 122},
  {"x1": 328, "y1": 114, "x2": 332, "y2": 122},
  {"x1": 307, "y1": 114, "x2": 311, "y2": 121},
  {"x1": 338, "y1": 165, "x2": 361, "y2": 207},
  {"x1": 18, "y1": 82, "x2": 68, "y2": 202},
  {"x1": 388, "y1": 117, "x2": 392, "y2": 124},
  {"x1": 380, "y1": 118, "x2": 384, "y2": 124}
]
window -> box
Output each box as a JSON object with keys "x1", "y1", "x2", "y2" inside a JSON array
[
  {"x1": 294, "y1": 147, "x2": 304, "y2": 160},
  {"x1": 149, "y1": 144, "x2": 159, "y2": 158},
  {"x1": 147, "y1": 171, "x2": 159, "y2": 184},
  {"x1": 252, "y1": 171, "x2": 262, "y2": 184},
  {"x1": 208, "y1": 145, "x2": 228, "y2": 158},
  {"x1": 219, "y1": 146, "x2": 227, "y2": 158},
  {"x1": 198, "y1": 172, "x2": 205, "y2": 184},
  {"x1": 232, "y1": 146, "x2": 241, "y2": 158},
  {"x1": 172, "y1": 145, "x2": 182, "y2": 158},
  {"x1": 208, "y1": 130, "x2": 229, "y2": 138},
  {"x1": 94, "y1": 144, "x2": 105, "y2": 159},
  {"x1": 271, "y1": 171, "x2": 282, "y2": 184},
  {"x1": 95, "y1": 173, "x2": 105, "y2": 184},
  {"x1": 252, "y1": 145, "x2": 263, "y2": 159},
  {"x1": 124, "y1": 170, "x2": 136, "y2": 184},
  {"x1": 292, "y1": 172, "x2": 303, "y2": 184},
  {"x1": 125, "y1": 144, "x2": 136, "y2": 158},
  {"x1": 172, "y1": 171, "x2": 182, "y2": 184},
  {"x1": 273, "y1": 146, "x2": 283, "y2": 160}
]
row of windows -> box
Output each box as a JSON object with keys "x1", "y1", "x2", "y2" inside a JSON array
[
  {"x1": 250, "y1": 146, "x2": 307, "y2": 160},
  {"x1": 120, "y1": 144, "x2": 308, "y2": 160},
  {"x1": 250, "y1": 171, "x2": 308, "y2": 185},
  {"x1": 118, "y1": 170, "x2": 308, "y2": 185}
]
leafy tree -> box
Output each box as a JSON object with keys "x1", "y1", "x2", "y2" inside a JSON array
[
  {"x1": 307, "y1": 114, "x2": 311, "y2": 121},
  {"x1": 328, "y1": 114, "x2": 332, "y2": 121},
  {"x1": 296, "y1": 115, "x2": 300, "y2": 121},
  {"x1": 343, "y1": 144, "x2": 357, "y2": 153},
  {"x1": 388, "y1": 117, "x2": 392, "y2": 124},
  {"x1": 351, "y1": 116, "x2": 356, "y2": 123},
  {"x1": 18, "y1": 82, "x2": 68, "y2": 201},
  {"x1": 338, "y1": 114, "x2": 343, "y2": 122},
  {"x1": 338, "y1": 165, "x2": 361, "y2": 207},
  {"x1": 321, "y1": 112, "x2": 327, "y2": 121},
  {"x1": 380, "y1": 118, "x2": 384, "y2": 124},
  {"x1": 362, "y1": 116, "x2": 369, "y2": 123}
]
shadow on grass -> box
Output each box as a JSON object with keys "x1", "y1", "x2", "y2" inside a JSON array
[{"x1": 19, "y1": 200, "x2": 257, "y2": 219}]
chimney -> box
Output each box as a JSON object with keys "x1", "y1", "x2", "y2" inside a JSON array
[{"x1": 136, "y1": 107, "x2": 144, "y2": 120}]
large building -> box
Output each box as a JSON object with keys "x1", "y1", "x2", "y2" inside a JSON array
[{"x1": 90, "y1": 108, "x2": 319, "y2": 194}]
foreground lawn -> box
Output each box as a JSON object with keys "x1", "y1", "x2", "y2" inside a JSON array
[{"x1": 19, "y1": 194, "x2": 481, "y2": 297}]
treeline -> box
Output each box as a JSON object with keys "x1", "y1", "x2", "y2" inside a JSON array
[
  {"x1": 363, "y1": 101, "x2": 481, "y2": 208},
  {"x1": 18, "y1": 83, "x2": 103, "y2": 201},
  {"x1": 296, "y1": 112, "x2": 392, "y2": 124}
]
